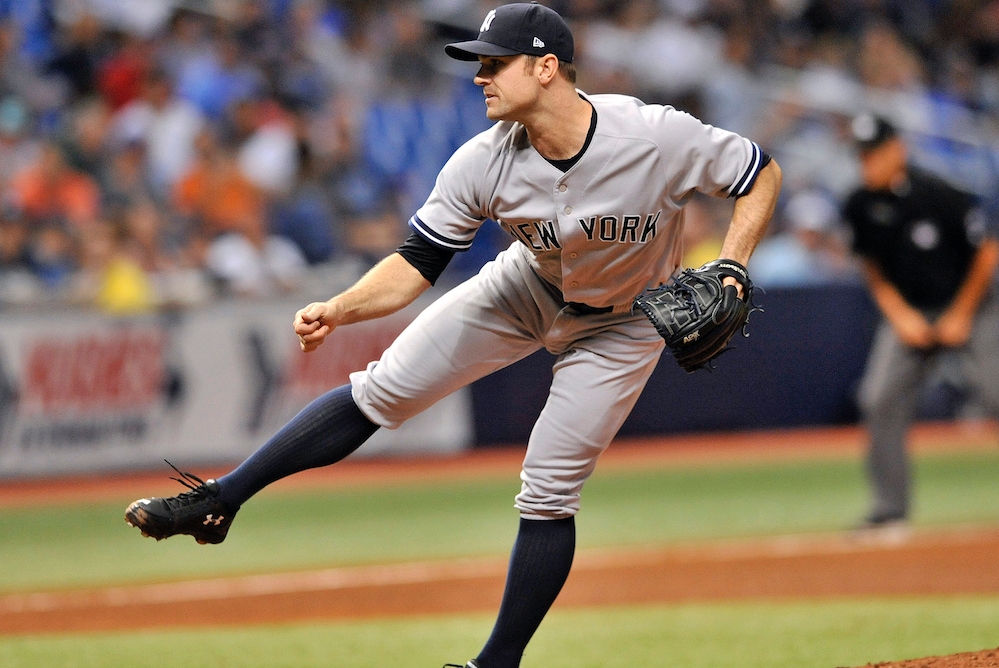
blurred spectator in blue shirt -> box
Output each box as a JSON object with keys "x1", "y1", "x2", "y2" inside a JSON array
[
  {"x1": 0, "y1": 0, "x2": 55, "y2": 66},
  {"x1": 750, "y1": 188, "x2": 858, "y2": 288},
  {"x1": 176, "y1": 30, "x2": 264, "y2": 121},
  {"x1": 271, "y1": 137, "x2": 338, "y2": 265},
  {"x1": 27, "y1": 221, "x2": 76, "y2": 292},
  {"x1": 0, "y1": 21, "x2": 66, "y2": 124}
]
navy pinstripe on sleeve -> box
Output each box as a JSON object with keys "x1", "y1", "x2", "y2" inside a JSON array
[{"x1": 729, "y1": 143, "x2": 771, "y2": 198}]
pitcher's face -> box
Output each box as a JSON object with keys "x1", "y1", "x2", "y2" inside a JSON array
[{"x1": 474, "y1": 54, "x2": 541, "y2": 122}]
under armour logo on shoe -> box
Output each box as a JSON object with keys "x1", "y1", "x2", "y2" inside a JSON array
[
  {"x1": 204, "y1": 514, "x2": 224, "y2": 526},
  {"x1": 533, "y1": 37, "x2": 545, "y2": 48}
]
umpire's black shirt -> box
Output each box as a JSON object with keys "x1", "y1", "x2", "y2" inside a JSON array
[{"x1": 843, "y1": 167, "x2": 983, "y2": 311}]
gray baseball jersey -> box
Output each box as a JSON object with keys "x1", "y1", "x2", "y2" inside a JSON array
[
  {"x1": 411, "y1": 92, "x2": 764, "y2": 307},
  {"x1": 351, "y1": 92, "x2": 765, "y2": 519}
]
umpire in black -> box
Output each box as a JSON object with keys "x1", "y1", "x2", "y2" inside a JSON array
[{"x1": 843, "y1": 113, "x2": 999, "y2": 531}]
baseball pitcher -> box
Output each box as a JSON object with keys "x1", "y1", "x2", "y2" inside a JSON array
[{"x1": 125, "y1": 4, "x2": 781, "y2": 667}]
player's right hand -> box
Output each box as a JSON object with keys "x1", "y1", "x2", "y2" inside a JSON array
[{"x1": 294, "y1": 301, "x2": 336, "y2": 352}]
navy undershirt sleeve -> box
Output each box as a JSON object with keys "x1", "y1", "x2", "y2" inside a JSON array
[{"x1": 396, "y1": 230, "x2": 456, "y2": 285}]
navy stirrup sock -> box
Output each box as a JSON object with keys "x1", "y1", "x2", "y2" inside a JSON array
[
  {"x1": 476, "y1": 516, "x2": 576, "y2": 668},
  {"x1": 216, "y1": 384, "x2": 379, "y2": 508}
]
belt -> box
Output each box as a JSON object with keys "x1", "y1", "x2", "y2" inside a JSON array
[
  {"x1": 530, "y1": 267, "x2": 619, "y2": 315},
  {"x1": 566, "y1": 301, "x2": 613, "y2": 315}
]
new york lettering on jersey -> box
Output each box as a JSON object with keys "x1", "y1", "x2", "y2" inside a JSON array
[
  {"x1": 503, "y1": 211, "x2": 661, "y2": 250},
  {"x1": 576, "y1": 211, "x2": 660, "y2": 243}
]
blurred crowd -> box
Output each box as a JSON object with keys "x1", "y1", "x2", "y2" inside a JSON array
[{"x1": 0, "y1": 0, "x2": 997, "y2": 313}]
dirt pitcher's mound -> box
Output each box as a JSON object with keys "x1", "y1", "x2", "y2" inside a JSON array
[{"x1": 856, "y1": 646, "x2": 999, "y2": 668}]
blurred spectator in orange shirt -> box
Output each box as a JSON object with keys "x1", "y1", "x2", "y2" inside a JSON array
[
  {"x1": 172, "y1": 129, "x2": 306, "y2": 296},
  {"x1": 10, "y1": 140, "x2": 101, "y2": 229},
  {"x1": 172, "y1": 130, "x2": 265, "y2": 240}
]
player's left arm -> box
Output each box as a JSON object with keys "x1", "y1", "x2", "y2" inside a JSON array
[
  {"x1": 719, "y1": 159, "x2": 782, "y2": 293},
  {"x1": 935, "y1": 236, "x2": 999, "y2": 347}
]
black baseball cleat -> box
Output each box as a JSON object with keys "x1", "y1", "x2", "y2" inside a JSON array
[
  {"x1": 443, "y1": 662, "x2": 479, "y2": 668},
  {"x1": 124, "y1": 461, "x2": 238, "y2": 545}
]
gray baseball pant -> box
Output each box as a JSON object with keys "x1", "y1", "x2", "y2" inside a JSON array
[
  {"x1": 350, "y1": 244, "x2": 666, "y2": 518},
  {"x1": 857, "y1": 293, "x2": 999, "y2": 520}
]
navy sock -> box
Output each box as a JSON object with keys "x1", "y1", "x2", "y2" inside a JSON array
[
  {"x1": 476, "y1": 516, "x2": 576, "y2": 668},
  {"x1": 216, "y1": 384, "x2": 379, "y2": 508}
]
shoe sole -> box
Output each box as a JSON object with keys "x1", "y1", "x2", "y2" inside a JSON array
[
  {"x1": 124, "y1": 503, "x2": 220, "y2": 545},
  {"x1": 124, "y1": 502, "x2": 164, "y2": 540}
]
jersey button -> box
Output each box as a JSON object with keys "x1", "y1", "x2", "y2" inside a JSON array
[
  {"x1": 558, "y1": 184, "x2": 567, "y2": 192},
  {"x1": 570, "y1": 281, "x2": 579, "y2": 287},
  {"x1": 564, "y1": 206, "x2": 572, "y2": 214},
  {"x1": 569, "y1": 252, "x2": 578, "y2": 258}
]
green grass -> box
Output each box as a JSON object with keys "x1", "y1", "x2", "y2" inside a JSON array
[
  {"x1": 2, "y1": 447, "x2": 998, "y2": 592},
  {"x1": 3, "y1": 442, "x2": 999, "y2": 667},
  {"x1": 2, "y1": 597, "x2": 999, "y2": 667}
]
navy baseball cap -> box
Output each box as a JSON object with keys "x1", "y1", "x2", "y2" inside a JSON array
[{"x1": 445, "y1": 2, "x2": 574, "y2": 63}]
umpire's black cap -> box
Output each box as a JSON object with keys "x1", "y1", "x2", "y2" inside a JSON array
[
  {"x1": 445, "y1": 2, "x2": 574, "y2": 63},
  {"x1": 850, "y1": 113, "x2": 899, "y2": 153}
]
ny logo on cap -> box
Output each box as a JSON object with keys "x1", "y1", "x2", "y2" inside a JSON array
[{"x1": 480, "y1": 9, "x2": 496, "y2": 32}]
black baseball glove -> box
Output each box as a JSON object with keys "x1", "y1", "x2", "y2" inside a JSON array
[{"x1": 633, "y1": 259, "x2": 759, "y2": 373}]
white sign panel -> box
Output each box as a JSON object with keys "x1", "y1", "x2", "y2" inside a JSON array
[{"x1": 0, "y1": 298, "x2": 472, "y2": 477}]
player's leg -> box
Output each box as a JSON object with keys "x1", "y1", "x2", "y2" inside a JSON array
[
  {"x1": 214, "y1": 384, "x2": 380, "y2": 506},
  {"x1": 126, "y1": 248, "x2": 547, "y2": 544},
  {"x1": 348, "y1": 245, "x2": 557, "y2": 429},
  {"x1": 150, "y1": 264, "x2": 544, "y2": 529},
  {"x1": 125, "y1": 383, "x2": 380, "y2": 543},
  {"x1": 221, "y1": 263, "x2": 547, "y2": 503},
  {"x1": 473, "y1": 315, "x2": 664, "y2": 668},
  {"x1": 856, "y1": 321, "x2": 931, "y2": 525}
]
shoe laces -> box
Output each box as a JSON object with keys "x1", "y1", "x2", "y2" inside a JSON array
[{"x1": 162, "y1": 460, "x2": 216, "y2": 510}]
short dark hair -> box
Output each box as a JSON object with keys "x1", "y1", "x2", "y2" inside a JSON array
[{"x1": 523, "y1": 55, "x2": 577, "y2": 84}]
